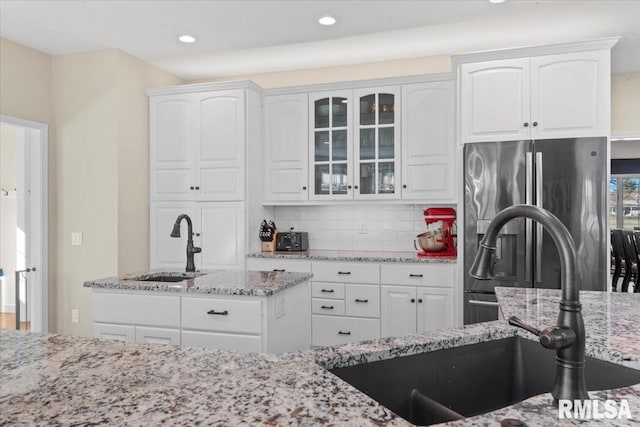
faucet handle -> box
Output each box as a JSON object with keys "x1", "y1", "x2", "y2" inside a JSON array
[
  {"x1": 192, "y1": 246, "x2": 202, "y2": 254},
  {"x1": 508, "y1": 316, "x2": 541, "y2": 336}
]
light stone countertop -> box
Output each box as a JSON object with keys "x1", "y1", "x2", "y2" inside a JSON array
[
  {"x1": 247, "y1": 249, "x2": 457, "y2": 263},
  {"x1": 1, "y1": 288, "x2": 638, "y2": 425},
  {"x1": 83, "y1": 269, "x2": 312, "y2": 297}
]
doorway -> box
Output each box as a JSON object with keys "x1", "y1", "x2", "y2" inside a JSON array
[{"x1": 0, "y1": 115, "x2": 48, "y2": 333}]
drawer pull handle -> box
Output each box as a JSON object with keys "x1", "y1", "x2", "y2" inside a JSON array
[
  {"x1": 354, "y1": 299, "x2": 369, "y2": 303},
  {"x1": 321, "y1": 289, "x2": 335, "y2": 293},
  {"x1": 321, "y1": 305, "x2": 334, "y2": 310},
  {"x1": 338, "y1": 331, "x2": 351, "y2": 335},
  {"x1": 409, "y1": 274, "x2": 423, "y2": 278},
  {"x1": 207, "y1": 310, "x2": 229, "y2": 316},
  {"x1": 273, "y1": 269, "x2": 285, "y2": 272},
  {"x1": 338, "y1": 271, "x2": 351, "y2": 275}
]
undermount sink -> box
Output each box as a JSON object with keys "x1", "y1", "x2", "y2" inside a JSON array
[
  {"x1": 125, "y1": 272, "x2": 204, "y2": 283},
  {"x1": 330, "y1": 337, "x2": 640, "y2": 426}
]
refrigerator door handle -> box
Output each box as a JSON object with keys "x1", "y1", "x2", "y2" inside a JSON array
[
  {"x1": 535, "y1": 151, "x2": 543, "y2": 283},
  {"x1": 468, "y1": 299, "x2": 500, "y2": 307},
  {"x1": 525, "y1": 152, "x2": 533, "y2": 281}
]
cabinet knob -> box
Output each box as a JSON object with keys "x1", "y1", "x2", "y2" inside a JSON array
[
  {"x1": 190, "y1": 186, "x2": 195, "y2": 190},
  {"x1": 354, "y1": 185, "x2": 359, "y2": 189},
  {"x1": 523, "y1": 122, "x2": 529, "y2": 127},
  {"x1": 532, "y1": 121, "x2": 538, "y2": 127},
  {"x1": 302, "y1": 186, "x2": 307, "y2": 190},
  {"x1": 410, "y1": 298, "x2": 416, "y2": 303},
  {"x1": 403, "y1": 184, "x2": 407, "y2": 189},
  {"x1": 195, "y1": 186, "x2": 200, "y2": 190},
  {"x1": 418, "y1": 299, "x2": 423, "y2": 303},
  {"x1": 194, "y1": 233, "x2": 201, "y2": 237},
  {"x1": 347, "y1": 185, "x2": 352, "y2": 189}
]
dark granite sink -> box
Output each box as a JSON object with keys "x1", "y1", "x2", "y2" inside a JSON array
[
  {"x1": 124, "y1": 272, "x2": 204, "y2": 283},
  {"x1": 330, "y1": 336, "x2": 640, "y2": 426}
]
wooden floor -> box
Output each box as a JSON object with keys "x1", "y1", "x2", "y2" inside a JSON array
[{"x1": 0, "y1": 312, "x2": 30, "y2": 331}]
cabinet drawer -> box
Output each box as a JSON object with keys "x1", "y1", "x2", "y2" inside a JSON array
[
  {"x1": 345, "y1": 284, "x2": 380, "y2": 318},
  {"x1": 135, "y1": 326, "x2": 181, "y2": 346},
  {"x1": 311, "y1": 282, "x2": 345, "y2": 299},
  {"x1": 181, "y1": 297, "x2": 262, "y2": 334},
  {"x1": 246, "y1": 258, "x2": 312, "y2": 273},
  {"x1": 93, "y1": 323, "x2": 135, "y2": 342},
  {"x1": 312, "y1": 298, "x2": 345, "y2": 316},
  {"x1": 312, "y1": 315, "x2": 380, "y2": 347},
  {"x1": 181, "y1": 330, "x2": 261, "y2": 353},
  {"x1": 380, "y1": 264, "x2": 454, "y2": 287},
  {"x1": 312, "y1": 262, "x2": 380, "y2": 284},
  {"x1": 93, "y1": 292, "x2": 181, "y2": 327}
]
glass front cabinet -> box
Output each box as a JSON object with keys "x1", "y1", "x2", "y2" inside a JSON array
[{"x1": 309, "y1": 87, "x2": 400, "y2": 200}]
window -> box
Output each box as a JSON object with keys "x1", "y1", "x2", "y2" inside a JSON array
[{"x1": 610, "y1": 175, "x2": 640, "y2": 230}]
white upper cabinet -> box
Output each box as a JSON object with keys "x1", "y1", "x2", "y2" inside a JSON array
[
  {"x1": 459, "y1": 44, "x2": 613, "y2": 143},
  {"x1": 263, "y1": 93, "x2": 309, "y2": 201},
  {"x1": 309, "y1": 90, "x2": 354, "y2": 200},
  {"x1": 401, "y1": 80, "x2": 455, "y2": 201},
  {"x1": 530, "y1": 50, "x2": 609, "y2": 139},
  {"x1": 353, "y1": 87, "x2": 401, "y2": 200},
  {"x1": 150, "y1": 89, "x2": 246, "y2": 201},
  {"x1": 460, "y1": 58, "x2": 530, "y2": 143}
]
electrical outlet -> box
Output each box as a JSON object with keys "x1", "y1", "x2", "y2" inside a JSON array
[
  {"x1": 72, "y1": 309, "x2": 79, "y2": 323},
  {"x1": 71, "y1": 232, "x2": 83, "y2": 246},
  {"x1": 359, "y1": 221, "x2": 367, "y2": 234}
]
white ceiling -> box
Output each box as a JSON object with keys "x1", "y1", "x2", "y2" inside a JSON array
[{"x1": 1, "y1": 0, "x2": 640, "y2": 80}]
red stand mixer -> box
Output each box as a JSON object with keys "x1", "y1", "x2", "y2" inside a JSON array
[{"x1": 415, "y1": 208, "x2": 457, "y2": 257}]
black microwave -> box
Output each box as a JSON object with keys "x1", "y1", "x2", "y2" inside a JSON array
[{"x1": 275, "y1": 232, "x2": 309, "y2": 251}]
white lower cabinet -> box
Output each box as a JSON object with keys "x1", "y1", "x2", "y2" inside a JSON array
[
  {"x1": 91, "y1": 280, "x2": 311, "y2": 353},
  {"x1": 380, "y1": 285, "x2": 454, "y2": 337}
]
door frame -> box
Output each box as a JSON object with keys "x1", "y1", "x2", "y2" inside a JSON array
[{"x1": 0, "y1": 114, "x2": 48, "y2": 333}]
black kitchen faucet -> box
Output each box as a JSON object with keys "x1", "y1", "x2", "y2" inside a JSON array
[{"x1": 170, "y1": 214, "x2": 201, "y2": 273}]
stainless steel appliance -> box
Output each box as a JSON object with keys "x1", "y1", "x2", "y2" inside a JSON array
[
  {"x1": 275, "y1": 231, "x2": 309, "y2": 251},
  {"x1": 463, "y1": 138, "x2": 608, "y2": 324}
]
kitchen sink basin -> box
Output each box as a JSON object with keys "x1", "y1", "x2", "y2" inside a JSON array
[
  {"x1": 330, "y1": 337, "x2": 640, "y2": 426},
  {"x1": 125, "y1": 272, "x2": 204, "y2": 283}
]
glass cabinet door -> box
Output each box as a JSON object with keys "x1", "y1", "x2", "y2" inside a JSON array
[
  {"x1": 310, "y1": 92, "x2": 352, "y2": 199},
  {"x1": 354, "y1": 88, "x2": 400, "y2": 199}
]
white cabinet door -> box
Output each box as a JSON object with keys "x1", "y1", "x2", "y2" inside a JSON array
[
  {"x1": 93, "y1": 323, "x2": 135, "y2": 342},
  {"x1": 380, "y1": 285, "x2": 416, "y2": 338},
  {"x1": 198, "y1": 202, "x2": 245, "y2": 270},
  {"x1": 135, "y1": 326, "x2": 181, "y2": 345},
  {"x1": 194, "y1": 90, "x2": 245, "y2": 201},
  {"x1": 149, "y1": 95, "x2": 193, "y2": 201},
  {"x1": 416, "y1": 287, "x2": 454, "y2": 333},
  {"x1": 308, "y1": 91, "x2": 354, "y2": 200},
  {"x1": 530, "y1": 50, "x2": 609, "y2": 139},
  {"x1": 401, "y1": 81, "x2": 455, "y2": 200},
  {"x1": 460, "y1": 58, "x2": 531, "y2": 143},
  {"x1": 150, "y1": 202, "x2": 196, "y2": 270},
  {"x1": 353, "y1": 86, "x2": 401, "y2": 200},
  {"x1": 264, "y1": 94, "x2": 309, "y2": 201}
]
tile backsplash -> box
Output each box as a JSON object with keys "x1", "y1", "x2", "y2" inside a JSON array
[{"x1": 273, "y1": 204, "x2": 454, "y2": 252}]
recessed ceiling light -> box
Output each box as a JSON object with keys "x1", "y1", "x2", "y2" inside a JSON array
[
  {"x1": 489, "y1": 0, "x2": 507, "y2": 3},
  {"x1": 178, "y1": 34, "x2": 197, "y2": 43},
  {"x1": 318, "y1": 16, "x2": 336, "y2": 26}
]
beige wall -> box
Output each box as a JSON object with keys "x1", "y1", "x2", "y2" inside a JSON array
[
  {"x1": 0, "y1": 37, "x2": 57, "y2": 330},
  {"x1": 52, "y1": 49, "x2": 181, "y2": 336},
  {"x1": 188, "y1": 55, "x2": 452, "y2": 88},
  {"x1": 612, "y1": 72, "x2": 640, "y2": 135}
]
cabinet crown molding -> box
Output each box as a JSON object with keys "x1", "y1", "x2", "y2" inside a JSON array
[
  {"x1": 452, "y1": 37, "x2": 620, "y2": 67},
  {"x1": 146, "y1": 80, "x2": 263, "y2": 96}
]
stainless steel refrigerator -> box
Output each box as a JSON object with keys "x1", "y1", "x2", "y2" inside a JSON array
[{"x1": 463, "y1": 138, "x2": 608, "y2": 325}]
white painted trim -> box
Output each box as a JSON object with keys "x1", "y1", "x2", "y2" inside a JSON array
[
  {"x1": 451, "y1": 37, "x2": 620, "y2": 67},
  {"x1": 263, "y1": 73, "x2": 456, "y2": 96},
  {"x1": 0, "y1": 114, "x2": 48, "y2": 333},
  {"x1": 611, "y1": 132, "x2": 640, "y2": 141},
  {"x1": 146, "y1": 80, "x2": 263, "y2": 96}
]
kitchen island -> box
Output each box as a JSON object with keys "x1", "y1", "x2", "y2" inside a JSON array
[
  {"x1": 1, "y1": 288, "x2": 639, "y2": 425},
  {"x1": 83, "y1": 269, "x2": 313, "y2": 353}
]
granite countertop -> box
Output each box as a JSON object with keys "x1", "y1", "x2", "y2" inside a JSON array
[
  {"x1": 83, "y1": 269, "x2": 313, "y2": 297},
  {"x1": 2, "y1": 288, "x2": 639, "y2": 425},
  {"x1": 248, "y1": 249, "x2": 457, "y2": 264}
]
